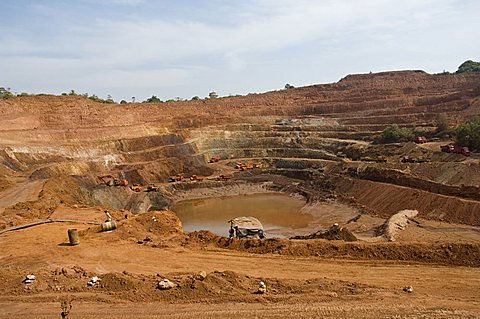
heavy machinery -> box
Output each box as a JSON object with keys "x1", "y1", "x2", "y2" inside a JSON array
[
  {"x1": 217, "y1": 174, "x2": 232, "y2": 181},
  {"x1": 440, "y1": 144, "x2": 471, "y2": 156},
  {"x1": 209, "y1": 155, "x2": 221, "y2": 163},
  {"x1": 228, "y1": 217, "x2": 265, "y2": 239},
  {"x1": 98, "y1": 175, "x2": 129, "y2": 187},
  {"x1": 413, "y1": 136, "x2": 427, "y2": 144},
  {"x1": 130, "y1": 184, "x2": 142, "y2": 192},
  {"x1": 190, "y1": 175, "x2": 205, "y2": 182},
  {"x1": 145, "y1": 184, "x2": 159, "y2": 192},
  {"x1": 236, "y1": 163, "x2": 257, "y2": 170},
  {"x1": 169, "y1": 174, "x2": 184, "y2": 182}
]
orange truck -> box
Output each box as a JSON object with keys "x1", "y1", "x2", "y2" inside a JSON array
[
  {"x1": 209, "y1": 155, "x2": 221, "y2": 163},
  {"x1": 190, "y1": 175, "x2": 205, "y2": 182},
  {"x1": 130, "y1": 184, "x2": 142, "y2": 192}
]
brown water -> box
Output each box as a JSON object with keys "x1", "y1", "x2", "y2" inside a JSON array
[{"x1": 171, "y1": 193, "x2": 311, "y2": 237}]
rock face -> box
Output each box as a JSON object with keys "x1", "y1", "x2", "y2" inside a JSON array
[{"x1": 1, "y1": 70, "x2": 480, "y2": 230}]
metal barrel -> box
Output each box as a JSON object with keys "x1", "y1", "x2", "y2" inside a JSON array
[
  {"x1": 101, "y1": 221, "x2": 117, "y2": 232},
  {"x1": 67, "y1": 229, "x2": 79, "y2": 246}
]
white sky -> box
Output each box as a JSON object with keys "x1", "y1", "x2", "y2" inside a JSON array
[{"x1": 1, "y1": 0, "x2": 479, "y2": 101}]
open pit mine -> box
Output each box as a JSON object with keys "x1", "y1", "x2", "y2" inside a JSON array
[{"x1": 1, "y1": 70, "x2": 480, "y2": 318}]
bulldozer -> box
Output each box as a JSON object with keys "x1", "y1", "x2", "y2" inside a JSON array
[{"x1": 98, "y1": 175, "x2": 129, "y2": 187}]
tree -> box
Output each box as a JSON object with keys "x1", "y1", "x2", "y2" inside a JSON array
[
  {"x1": 0, "y1": 87, "x2": 14, "y2": 99},
  {"x1": 376, "y1": 125, "x2": 414, "y2": 144},
  {"x1": 120, "y1": 100, "x2": 127, "y2": 104},
  {"x1": 456, "y1": 117, "x2": 480, "y2": 151},
  {"x1": 456, "y1": 60, "x2": 480, "y2": 73},
  {"x1": 435, "y1": 113, "x2": 450, "y2": 136},
  {"x1": 144, "y1": 95, "x2": 162, "y2": 103},
  {"x1": 284, "y1": 83, "x2": 295, "y2": 89},
  {"x1": 191, "y1": 96, "x2": 200, "y2": 101}
]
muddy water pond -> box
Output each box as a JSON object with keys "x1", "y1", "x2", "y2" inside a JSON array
[{"x1": 171, "y1": 193, "x2": 312, "y2": 238}]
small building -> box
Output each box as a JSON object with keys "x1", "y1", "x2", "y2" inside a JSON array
[{"x1": 209, "y1": 91, "x2": 219, "y2": 99}]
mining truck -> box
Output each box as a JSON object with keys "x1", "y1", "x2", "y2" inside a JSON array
[
  {"x1": 441, "y1": 144, "x2": 471, "y2": 156},
  {"x1": 209, "y1": 155, "x2": 221, "y2": 163},
  {"x1": 229, "y1": 217, "x2": 265, "y2": 239},
  {"x1": 130, "y1": 184, "x2": 142, "y2": 192},
  {"x1": 190, "y1": 175, "x2": 205, "y2": 182},
  {"x1": 169, "y1": 174, "x2": 184, "y2": 182}
]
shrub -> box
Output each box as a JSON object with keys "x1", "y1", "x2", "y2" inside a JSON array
[
  {"x1": 0, "y1": 87, "x2": 14, "y2": 99},
  {"x1": 456, "y1": 60, "x2": 480, "y2": 73},
  {"x1": 456, "y1": 117, "x2": 480, "y2": 151},
  {"x1": 284, "y1": 83, "x2": 295, "y2": 89},
  {"x1": 144, "y1": 95, "x2": 162, "y2": 103},
  {"x1": 376, "y1": 125, "x2": 414, "y2": 144}
]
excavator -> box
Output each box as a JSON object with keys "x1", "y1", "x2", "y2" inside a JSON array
[{"x1": 98, "y1": 175, "x2": 128, "y2": 187}]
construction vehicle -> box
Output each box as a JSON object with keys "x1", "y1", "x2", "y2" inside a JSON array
[
  {"x1": 229, "y1": 217, "x2": 265, "y2": 239},
  {"x1": 413, "y1": 136, "x2": 427, "y2": 144},
  {"x1": 130, "y1": 184, "x2": 142, "y2": 192},
  {"x1": 146, "y1": 184, "x2": 159, "y2": 192},
  {"x1": 98, "y1": 175, "x2": 129, "y2": 187},
  {"x1": 209, "y1": 155, "x2": 221, "y2": 163},
  {"x1": 401, "y1": 156, "x2": 415, "y2": 163},
  {"x1": 169, "y1": 174, "x2": 184, "y2": 182},
  {"x1": 190, "y1": 175, "x2": 205, "y2": 182},
  {"x1": 217, "y1": 174, "x2": 232, "y2": 181},
  {"x1": 237, "y1": 163, "x2": 257, "y2": 171},
  {"x1": 440, "y1": 144, "x2": 471, "y2": 156}
]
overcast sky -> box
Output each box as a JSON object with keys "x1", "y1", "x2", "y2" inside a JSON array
[{"x1": 1, "y1": 0, "x2": 479, "y2": 101}]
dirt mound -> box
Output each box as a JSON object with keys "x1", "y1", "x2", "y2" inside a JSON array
[
  {"x1": 102, "y1": 211, "x2": 186, "y2": 245},
  {"x1": 0, "y1": 266, "x2": 380, "y2": 304},
  {"x1": 187, "y1": 233, "x2": 480, "y2": 267},
  {"x1": 290, "y1": 224, "x2": 357, "y2": 241},
  {"x1": 378, "y1": 209, "x2": 418, "y2": 241}
]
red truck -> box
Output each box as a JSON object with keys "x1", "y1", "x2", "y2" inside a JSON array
[
  {"x1": 440, "y1": 144, "x2": 471, "y2": 156},
  {"x1": 413, "y1": 136, "x2": 427, "y2": 144}
]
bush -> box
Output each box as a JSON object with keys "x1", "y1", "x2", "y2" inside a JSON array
[
  {"x1": 284, "y1": 83, "x2": 295, "y2": 89},
  {"x1": 0, "y1": 87, "x2": 14, "y2": 99},
  {"x1": 144, "y1": 95, "x2": 162, "y2": 103},
  {"x1": 456, "y1": 117, "x2": 480, "y2": 151},
  {"x1": 376, "y1": 125, "x2": 414, "y2": 144},
  {"x1": 456, "y1": 60, "x2": 480, "y2": 73}
]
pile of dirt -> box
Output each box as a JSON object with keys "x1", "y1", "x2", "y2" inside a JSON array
[
  {"x1": 377, "y1": 209, "x2": 418, "y2": 241},
  {"x1": 187, "y1": 232, "x2": 480, "y2": 267},
  {"x1": 0, "y1": 266, "x2": 380, "y2": 304},
  {"x1": 290, "y1": 224, "x2": 357, "y2": 241},
  {"x1": 97, "y1": 211, "x2": 186, "y2": 245}
]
